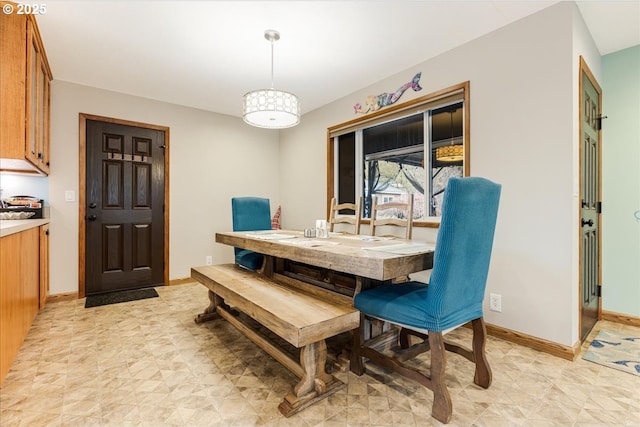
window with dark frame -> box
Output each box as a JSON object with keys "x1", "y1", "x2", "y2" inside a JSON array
[{"x1": 332, "y1": 96, "x2": 466, "y2": 223}]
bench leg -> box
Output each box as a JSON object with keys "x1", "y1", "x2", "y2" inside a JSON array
[
  {"x1": 278, "y1": 340, "x2": 344, "y2": 417},
  {"x1": 194, "y1": 290, "x2": 226, "y2": 324}
]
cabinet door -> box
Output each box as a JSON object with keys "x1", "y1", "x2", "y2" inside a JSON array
[
  {"x1": 26, "y1": 21, "x2": 39, "y2": 167},
  {"x1": 0, "y1": 7, "x2": 27, "y2": 161},
  {"x1": 39, "y1": 224, "x2": 50, "y2": 310},
  {"x1": 25, "y1": 19, "x2": 51, "y2": 174},
  {"x1": 0, "y1": 228, "x2": 39, "y2": 385},
  {"x1": 37, "y1": 58, "x2": 50, "y2": 174}
]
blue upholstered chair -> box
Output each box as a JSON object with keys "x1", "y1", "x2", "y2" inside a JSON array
[
  {"x1": 352, "y1": 177, "x2": 501, "y2": 424},
  {"x1": 231, "y1": 197, "x2": 272, "y2": 270}
]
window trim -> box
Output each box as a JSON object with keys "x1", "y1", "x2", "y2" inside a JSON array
[{"x1": 326, "y1": 81, "x2": 470, "y2": 227}]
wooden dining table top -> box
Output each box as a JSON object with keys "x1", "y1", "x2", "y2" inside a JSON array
[{"x1": 216, "y1": 230, "x2": 435, "y2": 282}]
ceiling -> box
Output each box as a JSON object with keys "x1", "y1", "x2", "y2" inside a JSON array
[{"x1": 36, "y1": 1, "x2": 640, "y2": 119}]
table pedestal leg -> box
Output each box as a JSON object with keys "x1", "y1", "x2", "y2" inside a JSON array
[{"x1": 278, "y1": 340, "x2": 344, "y2": 417}]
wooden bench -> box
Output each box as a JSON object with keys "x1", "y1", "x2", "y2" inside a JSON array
[{"x1": 191, "y1": 264, "x2": 360, "y2": 417}]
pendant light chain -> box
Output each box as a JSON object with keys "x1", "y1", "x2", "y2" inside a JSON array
[
  {"x1": 265, "y1": 29, "x2": 279, "y2": 89},
  {"x1": 270, "y1": 35, "x2": 275, "y2": 89}
]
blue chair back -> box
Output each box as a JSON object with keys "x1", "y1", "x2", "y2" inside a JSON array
[
  {"x1": 425, "y1": 177, "x2": 501, "y2": 329},
  {"x1": 231, "y1": 197, "x2": 272, "y2": 269},
  {"x1": 231, "y1": 197, "x2": 272, "y2": 233}
]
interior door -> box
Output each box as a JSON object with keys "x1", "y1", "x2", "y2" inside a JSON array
[
  {"x1": 85, "y1": 119, "x2": 165, "y2": 295},
  {"x1": 579, "y1": 58, "x2": 602, "y2": 340}
]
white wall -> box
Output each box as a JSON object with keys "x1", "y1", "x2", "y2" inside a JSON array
[
  {"x1": 0, "y1": 174, "x2": 48, "y2": 203},
  {"x1": 280, "y1": 2, "x2": 597, "y2": 346},
  {"x1": 49, "y1": 81, "x2": 280, "y2": 295},
  {"x1": 602, "y1": 45, "x2": 640, "y2": 316}
]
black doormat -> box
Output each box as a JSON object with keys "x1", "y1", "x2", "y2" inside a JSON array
[{"x1": 85, "y1": 288, "x2": 159, "y2": 308}]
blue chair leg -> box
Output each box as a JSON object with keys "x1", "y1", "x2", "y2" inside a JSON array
[
  {"x1": 472, "y1": 318, "x2": 492, "y2": 388},
  {"x1": 428, "y1": 332, "x2": 453, "y2": 424}
]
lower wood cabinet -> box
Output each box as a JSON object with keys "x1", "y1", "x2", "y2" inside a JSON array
[{"x1": 0, "y1": 224, "x2": 48, "y2": 385}]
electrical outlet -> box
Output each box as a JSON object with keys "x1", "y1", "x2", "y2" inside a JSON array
[
  {"x1": 206, "y1": 256, "x2": 213, "y2": 265},
  {"x1": 489, "y1": 293, "x2": 502, "y2": 312}
]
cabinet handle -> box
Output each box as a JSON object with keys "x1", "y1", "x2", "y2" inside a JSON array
[{"x1": 38, "y1": 152, "x2": 43, "y2": 159}]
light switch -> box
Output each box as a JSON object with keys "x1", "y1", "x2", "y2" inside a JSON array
[{"x1": 64, "y1": 190, "x2": 76, "y2": 202}]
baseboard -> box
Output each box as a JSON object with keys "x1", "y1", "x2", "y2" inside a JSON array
[
  {"x1": 601, "y1": 310, "x2": 640, "y2": 327},
  {"x1": 46, "y1": 292, "x2": 78, "y2": 303},
  {"x1": 484, "y1": 323, "x2": 579, "y2": 361}
]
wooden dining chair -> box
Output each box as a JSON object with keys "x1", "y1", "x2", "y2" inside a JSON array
[
  {"x1": 352, "y1": 177, "x2": 501, "y2": 424},
  {"x1": 231, "y1": 197, "x2": 272, "y2": 270},
  {"x1": 328, "y1": 197, "x2": 362, "y2": 234},
  {"x1": 369, "y1": 194, "x2": 414, "y2": 239}
]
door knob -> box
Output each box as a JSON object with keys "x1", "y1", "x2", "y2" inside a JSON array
[
  {"x1": 87, "y1": 214, "x2": 97, "y2": 221},
  {"x1": 581, "y1": 218, "x2": 593, "y2": 227},
  {"x1": 89, "y1": 203, "x2": 97, "y2": 209}
]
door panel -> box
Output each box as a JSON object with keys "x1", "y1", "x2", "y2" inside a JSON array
[
  {"x1": 86, "y1": 119, "x2": 165, "y2": 295},
  {"x1": 579, "y1": 59, "x2": 601, "y2": 341}
]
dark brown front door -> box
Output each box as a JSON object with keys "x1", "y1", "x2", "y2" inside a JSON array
[{"x1": 85, "y1": 119, "x2": 165, "y2": 295}]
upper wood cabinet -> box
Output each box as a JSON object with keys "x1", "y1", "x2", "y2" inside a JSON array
[{"x1": 0, "y1": 2, "x2": 52, "y2": 175}]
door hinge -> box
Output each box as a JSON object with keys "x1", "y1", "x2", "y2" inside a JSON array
[
  {"x1": 596, "y1": 201, "x2": 602, "y2": 214},
  {"x1": 597, "y1": 285, "x2": 602, "y2": 297}
]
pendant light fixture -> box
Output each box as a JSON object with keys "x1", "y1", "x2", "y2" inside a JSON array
[
  {"x1": 435, "y1": 109, "x2": 463, "y2": 162},
  {"x1": 242, "y1": 30, "x2": 300, "y2": 129}
]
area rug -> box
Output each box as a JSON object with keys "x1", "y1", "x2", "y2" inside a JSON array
[
  {"x1": 85, "y1": 288, "x2": 159, "y2": 308},
  {"x1": 582, "y1": 329, "x2": 640, "y2": 377}
]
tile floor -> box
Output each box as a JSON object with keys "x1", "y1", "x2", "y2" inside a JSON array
[{"x1": 0, "y1": 283, "x2": 638, "y2": 426}]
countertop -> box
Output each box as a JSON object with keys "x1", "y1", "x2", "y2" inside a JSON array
[{"x1": 0, "y1": 218, "x2": 50, "y2": 238}]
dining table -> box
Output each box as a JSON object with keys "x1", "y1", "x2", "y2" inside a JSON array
[
  {"x1": 213, "y1": 229, "x2": 436, "y2": 375},
  {"x1": 216, "y1": 229, "x2": 435, "y2": 294}
]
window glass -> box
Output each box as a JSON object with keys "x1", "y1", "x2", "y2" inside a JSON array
[
  {"x1": 337, "y1": 132, "x2": 355, "y2": 212},
  {"x1": 363, "y1": 113, "x2": 424, "y2": 218},
  {"x1": 333, "y1": 102, "x2": 464, "y2": 221},
  {"x1": 430, "y1": 103, "x2": 463, "y2": 216}
]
